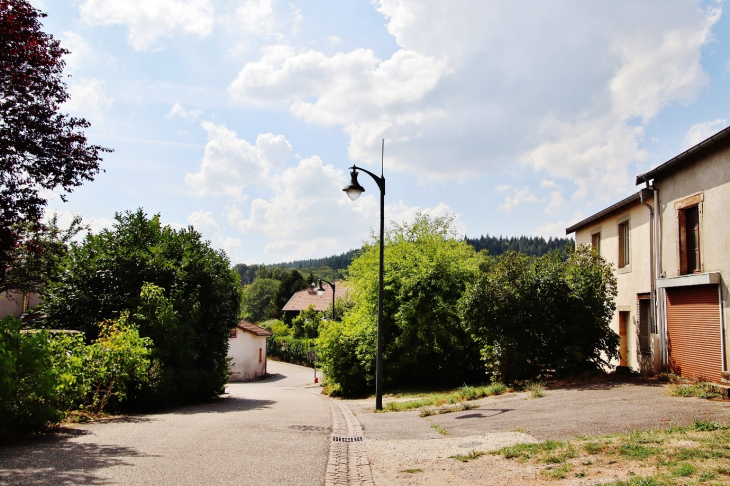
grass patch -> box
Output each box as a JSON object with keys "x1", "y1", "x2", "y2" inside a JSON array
[
  {"x1": 383, "y1": 382, "x2": 509, "y2": 413},
  {"x1": 669, "y1": 381, "x2": 722, "y2": 399},
  {"x1": 399, "y1": 468, "x2": 423, "y2": 474},
  {"x1": 542, "y1": 463, "x2": 571, "y2": 479},
  {"x1": 487, "y1": 420, "x2": 730, "y2": 486},
  {"x1": 526, "y1": 381, "x2": 545, "y2": 398},
  {"x1": 425, "y1": 419, "x2": 449, "y2": 436},
  {"x1": 450, "y1": 450, "x2": 487, "y2": 462}
]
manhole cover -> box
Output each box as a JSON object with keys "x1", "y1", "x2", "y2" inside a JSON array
[
  {"x1": 289, "y1": 425, "x2": 328, "y2": 432},
  {"x1": 459, "y1": 441, "x2": 482, "y2": 448}
]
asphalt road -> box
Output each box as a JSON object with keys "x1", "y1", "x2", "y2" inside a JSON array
[{"x1": 0, "y1": 361, "x2": 331, "y2": 486}]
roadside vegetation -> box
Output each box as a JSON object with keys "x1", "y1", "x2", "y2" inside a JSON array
[
  {"x1": 382, "y1": 383, "x2": 508, "y2": 414},
  {"x1": 480, "y1": 420, "x2": 730, "y2": 484}
]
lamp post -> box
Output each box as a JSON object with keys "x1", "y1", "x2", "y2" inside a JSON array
[
  {"x1": 315, "y1": 279, "x2": 337, "y2": 320},
  {"x1": 342, "y1": 139, "x2": 385, "y2": 411}
]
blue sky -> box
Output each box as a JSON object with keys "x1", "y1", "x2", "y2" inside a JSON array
[{"x1": 31, "y1": 0, "x2": 730, "y2": 264}]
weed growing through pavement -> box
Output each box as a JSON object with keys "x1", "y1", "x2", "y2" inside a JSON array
[
  {"x1": 526, "y1": 381, "x2": 545, "y2": 398},
  {"x1": 486, "y1": 420, "x2": 730, "y2": 484},
  {"x1": 450, "y1": 450, "x2": 487, "y2": 462},
  {"x1": 399, "y1": 469, "x2": 423, "y2": 474},
  {"x1": 425, "y1": 418, "x2": 449, "y2": 436},
  {"x1": 383, "y1": 383, "x2": 508, "y2": 413}
]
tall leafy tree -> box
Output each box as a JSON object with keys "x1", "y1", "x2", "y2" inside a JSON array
[
  {"x1": 0, "y1": 0, "x2": 110, "y2": 286},
  {"x1": 42, "y1": 209, "x2": 241, "y2": 408}
]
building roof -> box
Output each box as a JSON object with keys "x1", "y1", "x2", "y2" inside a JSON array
[
  {"x1": 565, "y1": 192, "x2": 641, "y2": 235},
  {"x1": 282, "y1": 282, "x2": 349, "y2": 312},
  {"x1": 236, "y1": 320, "x2": 273, "y2": 337},
  {"x1": 636, "y1": 125, "x2": 730, "y2": 185}
]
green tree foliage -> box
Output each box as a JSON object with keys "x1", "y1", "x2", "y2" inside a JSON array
[
  {"x1": 0, "y1": 214, "x2": 85, "y2": 295},
  {"x1": 0, "y1": 1, "x2": 111, "y2": 278},
  {"x1": 0, "y1": 316, "x2": 60, "y2": 437},
  {"x1": 291, "y1": 305, "x2": 323, "y2": 339},
  {"x1": 318, "y1": 213, "x2": 486, "y2": 396},
  {"x1": 464, "y1": 234, "x2": 574, "y2": 257},
  {"x1": 241, "y1": 278, "x2": 281, "y2": 323},
  {"x1": 233, "y1": 263, "x2": 257, "y2": 285},
  {"x1": 42, "y1": 209, "x2": 241, "y2": 408},
  {"x1": 267, "y1": 249, "x2": 358, "y2": 280},
  {"x1": 460, "y1": 246, "x2": 618, "y2": 382}
]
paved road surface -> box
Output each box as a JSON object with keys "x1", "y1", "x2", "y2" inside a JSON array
[{"x1": 0, "y1": 361, "x2": 331, "y2": 486}]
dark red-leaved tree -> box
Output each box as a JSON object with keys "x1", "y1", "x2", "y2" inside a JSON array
[{"x1": 0, "y1": 0, "x2": 111, "y2": 289}]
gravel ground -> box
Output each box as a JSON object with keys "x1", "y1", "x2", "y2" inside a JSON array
[
  {"x1": 344, "y1": 377, "x2": 730, "y2": 485},
  {"x1": 0, "y1": 361, "x2": 331, "y2": 486}
]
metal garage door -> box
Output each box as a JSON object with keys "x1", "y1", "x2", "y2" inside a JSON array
[{"x1": 666, "y1": 284, "x2": 723, "y2": 383}]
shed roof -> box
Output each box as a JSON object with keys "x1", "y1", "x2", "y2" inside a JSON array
[
  {"x1": 636, "y1": 125, "x2": 730, "y2": 185},
  {"x1": 282, "y1": 282, "x2": 349, "y2": 312},
  {"x1": 236, "y1": 320, "x2": 273, "y2": 337},
  {"x1": 565, "y1": 192, "x2": 641, "y2": 235}
]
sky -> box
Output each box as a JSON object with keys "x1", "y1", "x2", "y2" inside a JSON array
[{"x1": 29, "y1": 0, "x2": 730, "y2": 265}]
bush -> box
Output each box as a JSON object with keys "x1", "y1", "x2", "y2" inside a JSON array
[
  {"x1": 318, "y1": 213, "x2": 485, "y2": 396},
  {"x1": 43, "y1": 210, "x2": 241, "y2": 409},
  {"x1": 266, "y1": 335, "x2": 316, "y2": 365},
  {"x1": 260, "y1": 319, "x2": 290, "y2": 337},
  {"x1": 0, "y1": 316, "x2": 60, "y2": 437},
  {"x1": 460, "y1": 246, "x2": 618, "y2": 382}
]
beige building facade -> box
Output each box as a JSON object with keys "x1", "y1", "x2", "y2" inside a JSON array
[{"x1": 568, "y1": 126, "x2": 730, "y2": 384}]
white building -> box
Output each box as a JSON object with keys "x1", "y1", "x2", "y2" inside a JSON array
[{"x1": 228, "y1": 320, "x2": 272, "y2": 381}]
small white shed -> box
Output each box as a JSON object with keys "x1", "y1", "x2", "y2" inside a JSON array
[{"x1": 228, "y1": 321, "x2": 273, "y2": 381}]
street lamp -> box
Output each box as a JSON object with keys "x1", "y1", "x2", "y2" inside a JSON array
[
  {"x1": 342, "y1": 139, "x2": 386, "y2": 411},
  {"x1": 314, "y1": 278, "x2": 337, "y2": 321}
]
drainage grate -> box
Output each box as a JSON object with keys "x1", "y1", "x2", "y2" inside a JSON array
[
  {"x1": 289, "y1": 425, "x2": 328, "y2": 432},
  {"x1": 332, "y1": 436, "x2": 363, "y2": 442}
]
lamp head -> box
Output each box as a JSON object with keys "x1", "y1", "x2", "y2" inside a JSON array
[
  {"x1": 316, "y1": 279, "x2": 326, "y2": 296},
  {"x1": 343, "y1": 169, "x2": 365, "y2": 201}
]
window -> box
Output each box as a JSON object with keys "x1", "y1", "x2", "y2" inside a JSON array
[
  {"x1": 679, "y1": 205, "x2": 700, "y2": 275},
  {"x1": 591, "y1": 232, "x2": 601, "y2": 255},
  {"x1": 229, "y1": 329, "x2": 237, "y2": 339},
  {"x1": 618, "y1": 220, "x2": 630, "y2": 268},
  {"x1": 638, "y1": 294, "x2": 651, "y2": 355}
]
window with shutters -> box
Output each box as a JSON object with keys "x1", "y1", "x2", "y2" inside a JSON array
[
  {"x1": 637, "y1": 294, "x2": 651, "y2": 355},
  {"x1": 679, "y1": 205, "x2": 700, "y2": 275},
  {"x1": 229, "y1": 329, "x2": 237, "y2": 339},
  {"x1": 618, "y1": 220, "x2": 630, "y2": 269}
]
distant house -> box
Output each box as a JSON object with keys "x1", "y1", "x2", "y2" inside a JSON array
[
  {"x1": 281, "y1": 282, "x2": 349, "y2": 320},
  {"x1": 228, "y1": 320, "x2": 273, "y2": 381},
  {"x1": 0, "y1": 291, "x2": 41, "y2": 321},
  {"x1": 566, "y1": 125, "x2": 730, "y2": 384}
]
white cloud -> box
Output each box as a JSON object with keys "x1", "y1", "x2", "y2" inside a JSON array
[
  {"x1": 166, "y1": 103, "x2": 202, "y2": 121},
  {"x1": 79, "y1": 0, "x2": 214, "y2": 51},
  {"x1": 544, "y1": 191, "x2": 567, "y2": 214},
  {"x1": 60, "y1": 32, "x2": 92, "y2": 72},
  {"x1": 228, "y1": 0, "x2": 719, "y2": 197},
  {"x1": 236, "y1": 0, "x2": 275, "y2": 35},
  {"x1": 187, "y1": 210, "x2": 242, "y2": 255},
  {"x1": 534, "y1": 211, "x2": 585, "y2": 238},
  {"x1": 499, "y1": 186, "x2": 539, "y2": 211},
  {"x1": 63, "y1": 78, "x2": 113, "y2": 123},
  {"x1": 684, "y1": 119, "x2": 727, "y2": 148},
  {"x1": 540, "y1": 179, "x2": 557, "y2": 188},
  {"x1": 184, "y1": 122, "x2": 291, "y2": 199},
  {"x1": 326, "y1": 35, "x2": 342, "y2": 44},
  {"x1": 495, "y1": 184, "x2": 512, "y2": 193}
]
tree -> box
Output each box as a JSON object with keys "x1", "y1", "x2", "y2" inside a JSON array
[
  {"x1": 318, "y1": 213, "x2": 486, "y2": 396},
  {"x1": 0, "y1": 0, "x2": 111, "y2": 285},
  {"x1": 460, "y1": 246, "x2": 619, "y2": 382},
  {"x1": 291, "y1": 304, "x2": 322, "y2": 339},
  {"x1": 240, "y1": 278, "x2": 280, "y2": 323},
  {"x1": 42, "y1": 209, "x2": 241, "y2": 408}
]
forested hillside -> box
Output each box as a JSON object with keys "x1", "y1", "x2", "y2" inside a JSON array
[
  {"x1": 465, "y1": 235, "x2": 574, "y2": 256},
  {"x1": 234, "y1": 236, "x2": 574, "y2": 284}
]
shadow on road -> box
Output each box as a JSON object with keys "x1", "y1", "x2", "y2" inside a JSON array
[
  {"x1": 0, "y1": 429, "x2": 153, "y2": 486},
  {"x1": 549, "y1": 376, "x2": 666, "y2": 392},
  {"x1": 455, "y1": 408, "x2": 513, "y2": 419},
  {"x1": 170, "y1": 396, "x2": 276, "y2": 415}
]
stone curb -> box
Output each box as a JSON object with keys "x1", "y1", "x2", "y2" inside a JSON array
[{"x1": 325, "y1": 400, "x2": 375, "y2": 486}]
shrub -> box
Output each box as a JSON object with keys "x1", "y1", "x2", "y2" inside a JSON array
[
  {"x1": 460, "y1": 246, "x2": 618, "y2": 382},
  {"x1": 0, "y1": 316, "x2": 60, "y2": 437},
  {"x1": 267, "y1": 335, "x2": 316, "y2": 365}
]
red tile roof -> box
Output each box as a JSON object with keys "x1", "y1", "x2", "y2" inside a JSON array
[
  {"x1": 237, "y1": 320, "x2": 273, "y2": 337},
  {"x1": 282, "y1": 282, "x2": 349, "y2": 312}
]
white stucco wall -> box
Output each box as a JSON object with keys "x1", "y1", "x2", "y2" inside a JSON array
[
  {"x1": 653, "y1": 140, "x2": 730, "y2": 372},
  {"x1": 575, "y1": 199, "x2": 655, "y2": 372},
  {"x1": 228, "y1": 329, "x2": 268, "y2": 381}
]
